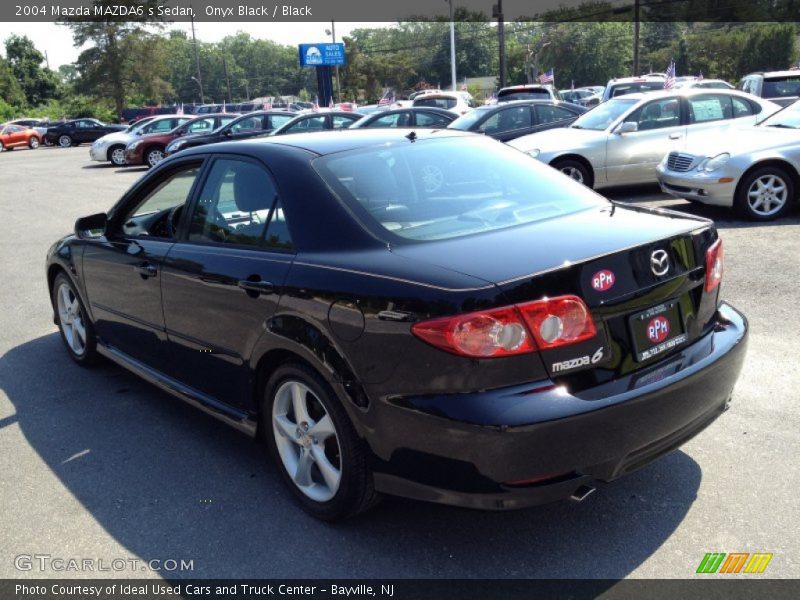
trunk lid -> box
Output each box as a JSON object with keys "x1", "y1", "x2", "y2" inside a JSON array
[{"x1": 391, "y1": 204, "x2": 719, "y2": 385}]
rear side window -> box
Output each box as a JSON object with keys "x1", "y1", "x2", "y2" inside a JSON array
[
  {"x1": 188, "y1": 159, "x2": 277, "y2": 247},
  {"x1": 535, "y1": 104, "x2": 575, "y2": 124},
  {"x1": 688, "y1": 95, "x2": 732, "y2": 123},
  {"x1": 732, "y1": 97, "x2": 755, "y2": 117},
  {"x1": 415, "y1": 111, "x2": 452, "y2": 127}
]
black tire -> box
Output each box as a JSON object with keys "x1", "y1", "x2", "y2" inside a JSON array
[
  {"x1": 52, "y1": 272, "x2": 99, "y2": 366},
  {"x1": 262, "y1": 362, "x2": 379, "y2": 521},
  {"x1": 108, "y1": 145, "x2": 127, "y2": 166},
  {"x1": 28, "y1": 136, "x2": 40, "y2": 149},
  {"x1": 734, "y1": 166, "x2": 794, "y2": 221},
  {"x1": 552, "y1": 158, "x2": 593, "y2": 188},
  {"x1": 58, "y1": 134, "x2": 73, "y2": 148},
  {"x1": 144, "y1": 147, "x2": 165, "y2": 168}
]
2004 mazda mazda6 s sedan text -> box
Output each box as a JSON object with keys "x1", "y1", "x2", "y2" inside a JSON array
[{"x1": 46, "y1": 129, "x2": 748, "y2": 520}]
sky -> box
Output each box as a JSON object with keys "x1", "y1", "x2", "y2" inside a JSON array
[{"x1": 0, "y1": 22, "x2": 393, "y2": 69}]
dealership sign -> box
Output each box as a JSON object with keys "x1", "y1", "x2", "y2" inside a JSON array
[{"x1": 298, "y1": 43, "x2": 346, "y2": 66}]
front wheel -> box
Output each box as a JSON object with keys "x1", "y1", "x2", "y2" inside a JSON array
[
  {"x1": 145, "y1": 147, "x2": 164, "y2": 168},
  {"x1": 734, "y1": 167, "x2": 794, "y2": 221},
  {"x1": 108, "y1": 145, "x2": 127, "y2": 166},
  {"x1": 262, "y1": 363, "x2": 378, "y2": 520},
  {"x1": 52, "y1": 273, "x2": 99, "y2": 366},
  {"x1": 552, "y1": 158, "x2": 593, "y2": 188},
  {"x1": 28, "y1": 136, "x2": 40, "y2": 149},
  {"x1": 58, "y1": 135, "x2": 73, "y2": 148}
]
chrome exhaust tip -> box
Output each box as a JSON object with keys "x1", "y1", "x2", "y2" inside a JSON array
[{"x1": 570, "y1": 484, "x2": 596, "y2": 503}]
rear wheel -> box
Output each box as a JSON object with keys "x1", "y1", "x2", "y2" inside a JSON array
[
  {"x1": 108, "y1": 145, "x2": 126, "y2": 166},
  {"x1": 145, "y1": 147, "x2": 164, "y2": 168},
  {"x1": 52, "y1": 273, "x2": 99, "y2": 366},
  {"x1": 552, "y1": 158, "x2": 593, "y2": 188},
  {"x1": 262, "y1": 363, "x2": 378, "y2": 520},
  {"x1": 58, "y1": 135, "x2": 73, "y2": 148},
  {"x1": 734, "y1": 166, "x2": 794, "y2": 221},
  {"x1": 28, "y1": 136, "x2": 40, "y2": 149}
]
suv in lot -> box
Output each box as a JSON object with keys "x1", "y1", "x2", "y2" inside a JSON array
[
  {"x1": 738, "y1": 70, "x2": 800, "y2": 107},
  {"x1": 601, "y1": 75, "x2": 667, "y2": 102}
]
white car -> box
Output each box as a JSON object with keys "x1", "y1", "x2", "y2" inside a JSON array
[
  {"x1": 89, "y1": 115, "x2": 189, "y2": 166},
  {"x1": 675, "y1": 79, "x2": 734, "y2": 90},
  {"x1": 412, "y1": 92, "x2": 476, "y2": 116},
  {"x1": 601, "y1": 75, "x2": 668, "y2": 102},
  {"x1": 508, "y1": 89, "x2": 781, "y2": 189}
]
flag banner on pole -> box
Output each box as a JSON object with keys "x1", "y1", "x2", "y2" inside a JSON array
[
  {"x1": 664, "y1": 60, "x2": 676, "y2": 89},
  {"x1": 538, "y1": 68, "x2": 554, "y2": 84}
]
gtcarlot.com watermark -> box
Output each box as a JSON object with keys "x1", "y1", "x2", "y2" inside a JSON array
[{"x1": 14, "y1": 553, "x2": 194, "y2": 573}]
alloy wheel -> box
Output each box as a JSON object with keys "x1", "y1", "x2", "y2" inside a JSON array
[
  {"x1": 747, "y1": 174, "x2": 787, "y2": 217},
  {"x1": 271, "y1": 380, "x2": 342, "y2": 502},
  {"x1": 56, "y1": 282, "x2": 87, "y2": 356},
  {"x1": 58, "y1": 135, "x2": 72, "y2": 148},
  {"x1": 110, "y1": 147, "x2": 126, "y2": 166},
  {"x1": 29, "y1": 137, "x2": 40, "y2": 149},
  {"x1": 561, "y1": 166, "x2": 584, "y2": 183},
  {"x1": 147, "y1": 149, "x2": 164, "y2": 167}
]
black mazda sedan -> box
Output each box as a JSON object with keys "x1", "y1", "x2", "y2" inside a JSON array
[{"x1": 46, "y1": 129, "x2": 747, "y2": 520}]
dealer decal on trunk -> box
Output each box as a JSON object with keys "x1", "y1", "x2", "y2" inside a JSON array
[{"x1": 591, "y1": 269, "x2": 615, "y2": 292}]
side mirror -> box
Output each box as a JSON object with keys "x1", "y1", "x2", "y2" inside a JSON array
[
  {"x1": 616, "y1": 121, "x2": 638, "y2": 134},
  {"x1": 74, "y1": 213, "x2": 107, "y2": 240}
]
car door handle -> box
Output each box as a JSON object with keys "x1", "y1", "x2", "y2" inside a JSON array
[
  {"x1": 668, "y1": 133, "x2": 683, "y2": 140},
  {"x1": 238, "y1": 279, "x2": 274, "y2": 295},
  {"x1": 134, "y1": 262, "x2": 157, "y2": 278}
]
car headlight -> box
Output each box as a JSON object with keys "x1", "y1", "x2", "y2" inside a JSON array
[
  {"x1": 127, "y1": 140, "x2": 142, "y2": 150},
  {"x1": 168, "y1": 141, "x2": 185, "y2": 153},
  {"x1": 697, "y1": 153, "x2": 730, "y2": 172},
  {"x1": 527, "y1": 149, "x2": 541, "y2": 159}
]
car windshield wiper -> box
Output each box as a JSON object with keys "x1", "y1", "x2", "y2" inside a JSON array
[
  {"x1": 571, "y1": 125, "x2": 584, "y2": 129},
  {"x1": 765, "y1": 123, "x2": 797, "y2": 129}
]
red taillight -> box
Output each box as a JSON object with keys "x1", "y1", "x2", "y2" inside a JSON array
[
  {"x1": 411, "y1": 295, "x2": 596, "y2": 358},
  {"x1": 705, "y1": 238, "x2": 724, "y2": 292},
  {"x1": 411, "y1": 306, "x2": 534, "y2": 358},
  {"x1": 517, "y1": 296, "x2": 597, "y2": 350}
]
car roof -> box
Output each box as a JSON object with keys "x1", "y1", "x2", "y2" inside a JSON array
[
  {"x1": 413, "y1": 92, "x2": 464, "y2": 100},
  {"x1": 607, "y1": 76, "x2": 666, "y2": 84},
  {"x1": 194, "y1": 128, "x2": 476, "y2": 158},
  {"x1": 745, "y1": 70, "x2": 800, "y2": 78},
  {"x1": 472, "y1": 99, "x2": 574, "y2": 110},
  {"x1": 605, "y1": 88, "x2": 758, "y2": 102},
  {"x1": 499, "y1": 84, "x2": 551, "y2": 91}
]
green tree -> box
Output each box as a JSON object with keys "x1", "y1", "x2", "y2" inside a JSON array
[{"x1": 4, "y1": 35, "x2": 60, "y2": 106}]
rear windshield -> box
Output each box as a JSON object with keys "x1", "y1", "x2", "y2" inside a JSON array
[
  {"x1": 763, "y1": 77, "x2": 800, "y2": 98},
  {"x1": 498, "y1": 89, "x2": 550, "y2": 102},
  {"x1": 312, "y1": 136, "x2": 605, "y2": 242},
  {"x1": 414, "y1": 97, "x2": 457, "y2": 109},
  {"x1": 609, "y1": 82, "x2": 664, "y2": 97}
]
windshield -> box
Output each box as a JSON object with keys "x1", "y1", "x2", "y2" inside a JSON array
[
  {"x1": 763, "y1": 76, "x2": 800, "y2": 99},
  {"x1": 571, "y1": 98, "x2": 637, "y2": 130},
  {"x1": 312, "y1": 136, "x2": 605, "y2": 242},
  {"x1": 759, "y1": 101, "x2": 800, "y2": 128},
  {"x1": 448, "y1": 109, "x2": 489, "y2": 130},
  {"x1": 608, "y1": 82, "x2": 664, "y2": 97}
]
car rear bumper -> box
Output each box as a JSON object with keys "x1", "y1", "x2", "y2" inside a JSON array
[
  {"x1": 656, "y1": 165, "x2": 738, "y2": 207},
  {"x1": 366, "y1": 302, "x2": 748, "y2": 510}
]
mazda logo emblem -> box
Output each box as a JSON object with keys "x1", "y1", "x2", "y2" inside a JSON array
[{"x1": 650, "y1": 249, "x2": 670, "y2": 276}]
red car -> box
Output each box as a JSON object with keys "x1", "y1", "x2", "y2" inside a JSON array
[
  {"x1": 123, "y1": 113, "x2": 238, "y2": 167},
  {"x1": 0, "y1": 124, "x2": 41, "y2": 151}
]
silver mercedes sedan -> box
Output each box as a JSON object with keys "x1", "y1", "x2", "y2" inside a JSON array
[
  {"x1": 657, "y1": 100, "x2": 800, "y2": 220},
  {"x1": 508, "y1": 89, "x2": 780, "y2": 189}
]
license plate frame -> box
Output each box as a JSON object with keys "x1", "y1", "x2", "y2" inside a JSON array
[{"x1": 628, "y1": 300, "x2": 688, "y2": 362}]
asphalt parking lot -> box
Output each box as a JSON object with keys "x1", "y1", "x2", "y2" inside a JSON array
[{"x1": 1, "y1": 145, "x2": 798, "y2": 580}]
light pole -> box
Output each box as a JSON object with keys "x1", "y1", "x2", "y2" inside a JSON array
[
  {"x1": 447, "y1": 0, "x2": 456, "y2": 91},
  {"x1": 191, "y1": 77, "x2": 204, "y2": 102},
  {"x1": 325, "y1": 23, "x2": 341, "y2": 104},
  {"x1": 189, "y1": 7, "x2": 204, "y2": 103}
]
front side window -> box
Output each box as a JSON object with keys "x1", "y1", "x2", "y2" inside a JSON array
[
  {"x1": 187, "y1": 159, "x2": 279, "y2": 247},
  {"x1": 121, "y1": 166, "x2": 200, "y2": 238},
  {"x1": 480, "y1": 106, "x2": 532, "y2": 134},
  {"x1": 571, "y1": 98, "x2": 637, "y2": 130},
  {"x1": 332, "y1": 115, "x2": 358, "y2": 129},
  {"x1": 367, "y1": 112, "x2": 411, "y2": 128},
  {"x1": 269, "y1": 114, "x2": 292, "y2": 129},
  {"x1": 313, "y1": 136, "x2": 605, "y2": 242},
  {"x1": 145, "y1": 119, "x2": 178, "y2": 133},
  {"x1": 287, "y1": 116, "x2": 326, "y2": 133},
  {"x1": 231, "y1": 115, "x2": 264, "y2": 133},
  {"x1": 186, "y1": 118, "x2": 216, "y2": 133},
  {"x1": 628, "y1": 98, "x2": 681, "y2": 130}
]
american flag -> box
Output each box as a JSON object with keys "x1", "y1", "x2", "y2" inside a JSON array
[
  {"x1": 664, "y1": 60, "x2": 676, "y2": 89},
  {"x1": 697, "y1": 71, "x2": 703, "y2": 81},
  {"x1": 538, "y1": 69, "x2": 554, "y2": 84},
  {"x1": 378, "y1": 89, "x2": 396, "y2": 106},
  {"x1": 176, "y1": 103, "x2": 184, "y2": 116},
  {"x1": 313, "y1": 96, "x2": 319, "y2": 112}
]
